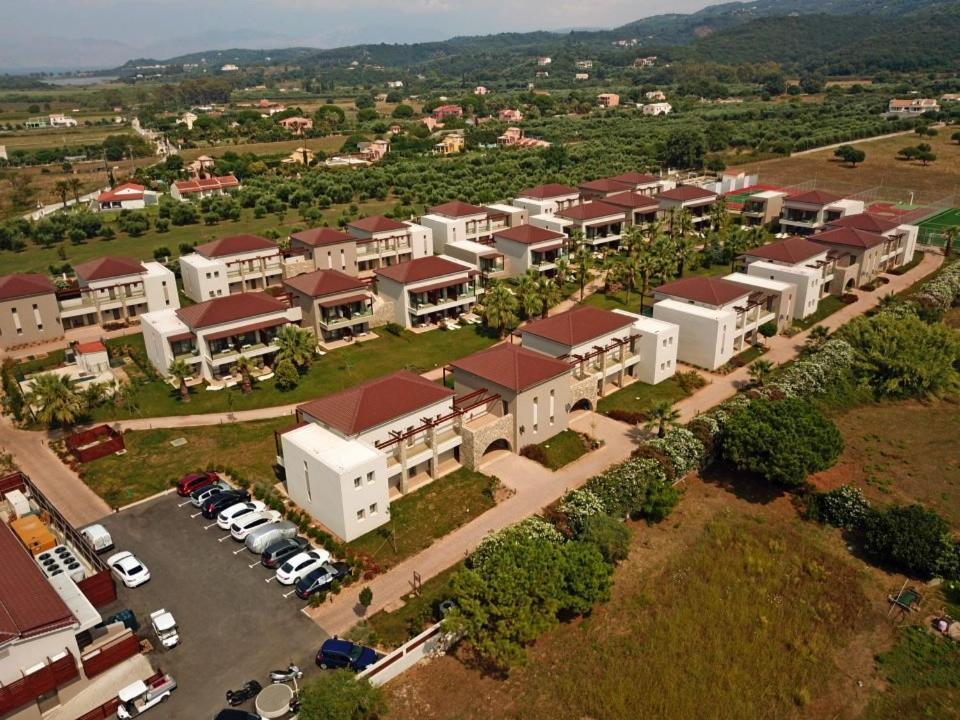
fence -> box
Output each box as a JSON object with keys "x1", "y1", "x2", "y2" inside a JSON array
[
  {"x1": 0, "y1": 651, "x2": 79, "y2": 716},
  {"x1": 81, "y1": 632, "x2": 141, "y2": 679},
  {"x1": 65, "y1": 425, "x2": 125, "y2": 463},
  {"x1": 357, "y1": 622, "x2": 456, "y2": 687}
]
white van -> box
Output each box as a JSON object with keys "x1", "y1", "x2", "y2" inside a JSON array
[
  {"x1": 245, "y1": 520, "x2": 298, "y2": 554},
  {"x1": 81, "y1": 524, "x2": 114, "y2": 554}
]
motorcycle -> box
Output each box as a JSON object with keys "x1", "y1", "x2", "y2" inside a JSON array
[
  {"x1": 225, "y1": 680, "x2": 262, "y2": 706},
  {"x1": 270, "y1": 663, "x2": 303, "y2": 684}
]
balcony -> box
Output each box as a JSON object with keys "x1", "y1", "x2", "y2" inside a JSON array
[
  {"x1": 320, "y1": 306, "x2": 373, "y2": 330},
  {"x1": 411, "y1": 291, "x2": 476, "y2": 315}
]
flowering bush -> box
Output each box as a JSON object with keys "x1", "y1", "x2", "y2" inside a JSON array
[
  {"x1": 558, "y1": 488, "x2": 607, "y2": 535},
  {"x1": 582, "y1": 457, "x2": 668, "y2": 519},
  {"x1": 470, "y1": 516, "x2": 564, "y2": 569},
  {"x1": 768, "y1": 339, "x2": 855, "y2": 398},
  {"x1": 648, "y1": 427, "x2": 706, "y2": 477},
  {"x1": 912, "y1": 259, "x2": 960, "y2": 314},
  {"x1": 808, "y1": 485, "x2": 872, "y2": 530}
]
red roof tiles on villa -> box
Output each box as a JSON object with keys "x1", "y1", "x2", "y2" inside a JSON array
[
  {"x1": 374, "y1": 256, "x2": 472, "y2": 284},
  {"x1": 786, "y1": 189, "x2": 843, "y2": 206},
  {"x1": 0, "y1": 273, "x2": 55, "y2": 301},
  {"x1": 348, "y1": 216, "x2": 409, "y2": 234},
  {"x1": 290, "y1": 228, "x2": 356, "y2": 247},
  {"x1": 656, "y1": 186, "x2": 718, "y2": 203},
  {"x1": 522, "y1": 305, "x2": 634, "y2": 347},
  {"x1": 450, "y1": 343, "x2": 571, "y2": 393},
  {"x1": 73, "y1": 256, "x2": 146, "y2": 281},
  {"x1": 825, "y1": 213, "x2": 900, "y2": 234},
  {"x1": 745, "y1": 236, "x2": 827, "y2": 264},
  {"x1": 655, "y1": 276, "x2": 751, "y2": 306},
  {"x1": 810, "y1": 227, "x2": 887, "y2": 249},
  {"x1": 517, "y1": 183, "x2": 579, "y2": 199},
  {"x1": 557, "y1": 201, "x2": 625, "y2": 221},
  {"x1": 284, "y1": 269, "x2": 367, "y2": 298},
  {"x1": 493, "y1": 225, "x2": 566, "y2": 245},
  {"x1": 428, "y1": 200, "x2": 488, "y2": 218},
  {"x1": 176, "y1": 291, "x2": 288, "y2": 329},
  {"x1": 195, "y1": 234, "x2": 276, "y2": 258}
]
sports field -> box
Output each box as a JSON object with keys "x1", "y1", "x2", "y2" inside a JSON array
[{"x1": 916, "y1": 208, "x2": 960, "y2": 246}]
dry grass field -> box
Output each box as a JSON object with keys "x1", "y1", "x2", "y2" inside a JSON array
[
  {"x1": 0, "y1": 123, "x2": 134, "y2": 151},
  {"x1": 180, "y1": 135, "x2": 348, "y2": 161}
]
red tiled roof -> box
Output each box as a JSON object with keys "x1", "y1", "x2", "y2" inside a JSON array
[
  {"x1": 176, "y1": 291, "x2": 288, "y2": 329},
  {"x1": 204, "y1": 317, "x2": 288, "y2": 341},
  {"x1": 97, "y1": 182, "x2": 146, "y2": 203},
  {"x1": 825, "y1": 213, "x2": 900, "y2": 234},
  {"x1": 557, "y1": 201, "x2": 624, "y2": 221},
  {"x1": 602, "y1": 191, "x2": 660, "y2": 210},
  {"x1": 522, "y1": 305, "x2": 633, "y2": 347},
  {"x1": 290, "y1": 228, "x2": 355, "y2": 247},
  {"x1": 450, "y1": 343, "x2": 571, "y2": 393},
  {"x1": 318, "y1": 293, "x2": 370, "y2": 309},
  {"x1": 810, "y1": 227, "x2": 886, "y2": 250},
  {"x1": 75, "y1": 341, "x2": 107, "y2": 354},
  {"x1": 787, "y1": 189, "x2": 843, "y2": 206},
  {"x1": 74, "y1": 256, "x2": 146, "y2": 281},
  {"x1": 172, "y1": 175, "x2": 240, "y2": 194},
  {"x1": 517, "y1": 183, "x2": 579, "y2": 200},
  {"x1": 655, "y1": 276, "x2": 751, "y2": 306},
  {"x1": 348, "y1": 215, "x2": 408, "y2": 234},
  {"x1": 374, "y1": 256, "x2": 472, "y2": 284},
  {"x1": 745, "y1": 236, "x2": 827, "y2": 264},
  {"x1": 578, "y1": 178, "x2": 634, "y2": 194},
  {"x1": 494, "y1": 225, "x2": 566, "y2": 246},
  {"x1": 0, "y1": 273, "x2": 55, "y2": 301},
  {"x1": 0, "y1": 522, "x2": 75, "y2": 644},
  {"x1": 284, "y1": 269, "x2": 366, "y2": 298},
  {"x1": 195, "y1": 234, "x2": 276, "y2": 258},
  {"x1": 656, "y1": 186, "x2": 718, "y2": 203},
  {"x1": 428, "y1": 200, "x2": 488, "y2": 218},
  {"x1": 298, "y1": 370, "x2": 454, "y2": 436},
  {"x1": 608, "y1": 171, "x2": 661, "y2": 186}
]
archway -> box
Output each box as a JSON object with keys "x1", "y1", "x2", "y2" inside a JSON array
[
  {"x1": 482, "y1": 438, "x2": 511, "y2": 456},
  {"x1": 844, "y1": 277, "x2": 856, "y2": 291},
  {"x1": 571, "y1": 398, "x2": 593, "y2": 412}
]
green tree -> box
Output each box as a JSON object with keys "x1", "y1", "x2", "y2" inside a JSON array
[
  {"x1": 645, "y1": 400, "x2": 680, "y2": 438},
  {"x1": 721, "y1": 398, "x2": 843, "y2": 488},
  {"x1": 571, "y1": 245, "x2": 594, "y2": 301},
  {"x1": 748, "y1": 358, "x2": 774, "y2": 386},
  {"x1": 67, "y1": 177, "x2": 82, "y2": 204},
  {"x1": 535, "y1": 275, "x2": 562, "y2": 319},
  {"x1": 358, "y1": 586, "x2": 373, "y2": 608},
  {"x1": 943, "y1": 226, "x2": 958, "y2": 258},
  {"x1": 862, "y1": 504, "x2": 954, "y2": 578},
  {"x1": 233, "y1": 355, "x2": 256, "y2": 394},
  {"x1": 515, "y1": 271, "x2": 544, "y2": 319},
  {"x1": 54, "y1": 180, "x2": 70, "y2": 208},
  {"x1": 274, "y1": 324, "x2": 315, "y2": 369},
  {"x1": 25, "y1": 373, "x2": 86, "y2": 428},
  {"x1": 167, "y1": 359, "x2": 193, "y2": 403},
  {"x1": 802, "y1": 325, "x2": 831, "y2": 354},
  {"x1": 298, "y1": 671, "x2": 386, "y2": 720},
  {"x1": 834, "y1": 145, "x2": 866, "y2": 167},
  {"x1": 391, "y1": 104, "x2": 414, "y2": 119},
  {"x1": 640, "y1": 479, "x2": 682, "y2": 523},
  {"x1": 481, "y1": 280, "x2": 518, "y2": 338},
  {"x1": 579, "y1": 514, "x2": 631, "y2": 564},
  {"x1": 274, "y1": 358, "x2": 300, "y2": 391},
  {"x1": 658, "y1": 127, "x2": 707, "y2": 169},
  {"x1": 560, "y1": 541, "x2": 613, "y2": 615},
  {"x1": 669, "y1": 233, "x2": 698, "y2": 277}
]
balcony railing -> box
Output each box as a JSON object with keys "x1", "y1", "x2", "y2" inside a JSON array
[{"x1": 320, "y1": 306, "x2": 373, "y2": 329}]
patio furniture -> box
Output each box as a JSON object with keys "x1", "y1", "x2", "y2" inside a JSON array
[
  {"x1": 256, "y1": 372, "x2": 275, "y2": 381},
  {"x1": 887, "y1": 582, "x2": 923, "y2": 617}
]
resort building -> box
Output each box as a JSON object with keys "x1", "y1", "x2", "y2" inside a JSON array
[
  {"x1": 602, "y1": 191, "x2": 660, "y2": 227},
  {"x1": 656, "y1": 186, "x2": 720, "y2": 229},
  {"x1": 0, "y1": 274, "x2": 63, "y2": 350},
  {"x1": 179, "y1": 234, "x2": 283, "y2": 302},
  {"x1": 741, "y1": 236, "x2": 836, "y2": 319},
  {"x1": 597, "y1": 93, "x2": 620, "y2": 107},
  {"x1": 141, "y1": 291, "x2": 301, "y2": 382},
  {"x1": 531, "y1": 201, "x2": 625, "y2": 251},
  {"x1": 578, "y1": 178, "x2": 634, "y2": 200},
  {"x1": 442, "y1": 241, "x2": 507, "y2": 283},
  {"x1": 606, "y1": 172, "x2": 667, "y2": 196},
  {"x1": 512, "y1": 184, "x2": 581, "y2": 217},
  {"x1": 95, "y1": 183, "x2": 158, "y2": 212},
  {"x1": 822, "y1": 213, "x2": 918, "y2": 274},
  {"x1": 736, "y1": 189, "x2": 787, "y2": 227},
  {"x1": 346, "y1": 216, "x2": 433, "y2": 278},
  {"x1": 418, "y1": 200, "x2": 514, "y2": 252},
  {"x1": 493, "y1": 225, "x2": 567, "y2": 277},
  {"x1": 284, "y1": 269, "x2": 382, "y2": 345},
  {"x1": 374, "y1": 255, "x2": 480, "y2": 329},
  {"x1": 778, "y1": 190, "x2": 865, "y2": 235},
  {"x1": 808, "y1": 222, "x2": 914, "y2": 292},
  {"x1": 652, "y1": 276, "x2": 787, "y2": 370},
  {"x1": 289, "y1": 228, "x2": 358, "y2": 275},
  {"x1": 58, "y1": 257, "x2": 178, "y2": 330},
  {"x1": 169, "y1": 175, "x2": 240, "y2": 201},
  {"x1": 887, "y1": 98, "x2": 940, "y2": 115}
]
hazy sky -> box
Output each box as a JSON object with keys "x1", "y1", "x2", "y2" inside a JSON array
[{"x1": 0, "y1": 0, "x2": 714, "y2": 70}]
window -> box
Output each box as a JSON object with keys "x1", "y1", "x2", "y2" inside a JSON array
[
  {"x1": 366, "y1": 471, "x2": 374, "y2": 484},
  {"x1": 549, "y1": 389, "x2": 555, "y2": 425},
  {"x1": 356, "y1": 508, "x2": 365, "y2": 521},
  {"x1": 369, "y1": 503, "x2": 378, "y2": 515},
  {"x1": 660, "y1": 362, "x2": 665, "y2": 370},
  {"x1": 208, "y1": 291, "x2": 216, "y2": 298},
  {"x1": 532, "y1": 395, "x2": 539, "y2": 432},
  {"x1": 353, "y1": 477, "x2": 361, "y2": 489},
  {"x1": 304, "y1": 461, "x2": 312, "y2": 502},
  {"x1": 205, "y1": 272, "x2": 212, "y2": 279}
]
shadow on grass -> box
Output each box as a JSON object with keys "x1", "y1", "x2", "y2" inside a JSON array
[{"x1": 699, "y1": 463, "x2": 787, "y2": 506}]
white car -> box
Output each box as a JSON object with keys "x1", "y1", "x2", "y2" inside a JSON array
[
  {"x1": 107, "y1": 551, "x2": 151, "y2": 588},
  {"x1": 275, "y1": 548, "x2": 332, "y2": 585},
  {"x1": 149, "y1": 609, "x2": 179, "y2": 649},
  {"x1": 230, "y1": 510, "x2": 281, "y2": 541},
  {"x1": 216, "y1": 500, "x2": 266, "y2": 530}
]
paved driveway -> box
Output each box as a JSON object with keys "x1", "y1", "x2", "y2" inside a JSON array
[{"x1": 98, "y1": 493, "x2": 328, "y2": 719}]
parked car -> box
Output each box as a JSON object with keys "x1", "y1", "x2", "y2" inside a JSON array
[
  {"x1": 316, "y1": 638, "x2": 379, "y2": 671},
  {"x1": 230, "y1": 510, "x2": 281, "y2": 541},
  {"x1": 275, "y1": 548, "x2": 332, "y2": 585},
  {"x1": 107, "y1": 551, "x2": 151, "y2": 588},
  {"x1": 216, "y1": 500, "x2": 266, "y2": 530},
  {"x1": 260, "y1": 536, "x2": 309, "y2": 569},
  {"x1": 190, "y1": 481, "x2": 232, "y2": 508},
  {"x1": 176, "y1": 471, "x2": 220, "y2": 497},
  {"x1": 149, "y1": 609, "x2": 179, "y2": 649},
  {"x1": 245, "y1": 521, "x2": 298, "y2": 554},
  {"x1": 295, "y1": 561, "x2": 351, "y2": 599},
  {"x1": 97, "y1": 608, "x2": 139, "y2": 632},
  {"x1": 201, "y1": 489, "x2": 251, "y2": 520},
  {"x1": 80, "y1": 523, "x2": 114, "y2": 554}
]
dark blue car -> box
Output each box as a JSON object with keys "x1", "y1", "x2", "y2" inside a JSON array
[{"x1": 316, "y1": 638, "x2": 379, "y2": 671}]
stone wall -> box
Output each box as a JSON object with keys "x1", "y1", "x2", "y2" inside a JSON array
[
  {"x1": 461, "y1": 413, "x2": 515, "y2": 470},
  {"x1": 569, "y1": 375, "x2": 599, "y2": 411},
  {"x1": 371, "y1": 297, "x2": 396, "y2": 329}
]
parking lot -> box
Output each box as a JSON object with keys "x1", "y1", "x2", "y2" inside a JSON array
[{"x1": 98, "y1": 491, "x2": 330, "y2": 719}]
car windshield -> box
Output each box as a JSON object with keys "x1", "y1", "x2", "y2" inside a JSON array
[
  {"x1": 348, "y1": 645, "x2": 364, "y2": 662},
  {"x1": 126, "y1": 564, "x2": 143, "y2": 574}
]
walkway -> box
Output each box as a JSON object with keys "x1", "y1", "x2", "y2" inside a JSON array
[
  {"x1": 305, "y1": 411, "x2": 636, "y2": 635},
  {"x1": 1, "y1": 323, "x2": 144, "y2": 362},
  {"x1": 674, "y1": 251, "x2": 944, "y2": 422}
]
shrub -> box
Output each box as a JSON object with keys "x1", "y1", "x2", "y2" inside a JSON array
[
  {"x1": 605, "y1": 409, "x2": 647, "y2": 424},
  {"x1": 583, "y1": 457, "x2": 668, "y2": 519},
  {"x1": 862, "y1": 504, "x2": 956, "y2": 579},
  {"x1": 640, "y1": 480, "x2": 682, "y2": 523},
  {"x1": 519, "y1": 444, "x2": 549, "y2": 466},
  {"x1": 807, "y1": 485, "x2": 871, "y2": 529},
  {"x1": 579, "y1": 514, "x2": 631, "y2": 563},
  {"x1": 721, "y1": 398, "x2": 843, "y2": 488},
  {"x1": 675, "y1": 369, "x2": 707, "y2": 393},
  {"x1": 274, "y1": 358, "x2": 300, "y2": 391},
  {"x1": 558, "y1": 487, "x2": 606, "y2": 536},
  {"x1": 358, "y1": 586, "x2": 373, "y2": 608},
  {"x1": 298, "y1": 670, "x2": 386, "y2": 720},
  {"x1": 471, "y1": 516, "x2": 563, "y2": 569},
  {"x1": 384, "y1": 322, "x2": 404, "y2": 336},
  {"x1": 647, "y1": 427, "x2": 705, "y2": 477}
]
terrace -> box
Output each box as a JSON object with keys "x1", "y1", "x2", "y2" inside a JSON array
[
  {"x1": 531, "y1": 245, "x2": 567, "y2": 272},
  {"x1": 318, "y1": 296, "x2": 374, "y2": 330},
  {"x1": 409, "y1": 280, "x2": 477, "y2": 314}
]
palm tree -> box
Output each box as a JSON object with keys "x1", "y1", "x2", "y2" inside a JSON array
[
  {"x1": 167, "y1": 359, "x2": 193, "y2": 403},
  {"x1": 233, "y1": 355, "x2": 256, "y2": 394},
  {"x1": 274, "y1": 325, "x2": 315, "y2": 368},
  {"x1": 645, "y1": 400, "x2": 681, "y2": 439},
  {"x1": 67, "y1": 177, "x2": 83, "y2": 205},
  {"x1": 536, "y1": 275, "x2": 562, "y2": 319},
  {"x1": 877, "y1": 293, "x2": 901, "y2": 312},
  {"x1": 709, "y1": 201, "x2": 730, "y2": 233},
  {"x1": 25, "y1": 373, "x2": 86, "y2": 428},
  {"x1": 481, "y1": 281, "x2": 518, "y2": 338},
  {"x1": 748, "y1": 358, "x2": 775, "y2": 387},
  {"x1": 670, "y1": 234, "x2": 698, "y2": 278},
  {"x1": 571, "y1": 245, "x2": 595, "y2": 301},
  {"x1": 620, "y1": 225, "x2": 646, "y2": 257},
  {"x1": 553, "y1": 257, "x2": 571, "y2": 286},
  {"x1": 943, "y1": 226, "x2": 958, "y2": 258},
  {"x1": 803, "y1": 325, "x2": 831, "y2": 354},
  {"x1": 515, "y1": 271, "x2": 544, "y2": 319},
  {"x1": 724, "y1": 228, "x2": 752, "y2": 270},
  {"x1": 54, "y1": 180, "x2": 70, "y2": 208},
  {"x1": 617, "y1": 253, "x2": 642, "y2": 306}
]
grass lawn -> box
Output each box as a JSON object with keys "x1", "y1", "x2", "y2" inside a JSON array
[
  {"x1": 77, "y1": 417, "x2": 289, "y2": 508},
  {"x1": 529, "y1": 429, "x2": 591, "y2": 470},
  {"x1": 92, "y1": 325, "x2": 497, "y2": 420},
  {"x1": 345, "y1": 468, "x2": 499, "y2": 572},
  {"x1": 792, "y1": 295, "x2": 846, "y2": 331},
  {"x1": 583, "y1": 261, "x2": 735, "y2": 316},
  {"x1": 0, "y1": 123, "x2": 135, "y2": 151},
  {"x1": 596, "y1": 376, "x2": 690, "y2": 416}
]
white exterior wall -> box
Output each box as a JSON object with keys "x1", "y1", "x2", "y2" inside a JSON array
[
  {"x1": 723, "y1": 272, "x2": 795, "y2": 329},
  {"x1": 141, "y1": 262, "x2": 180, "y2": 312},
  {"x1": 353, "y1": 398, "x2": 454, "y2": 449},
  {"x1": 512, "y1": 192, "x2": 579, "y2": 218},
  {"x1": 418, "y1": 213, "x2": 486, "y2": 254},
  {"x1": 281, "y1": 425, "x2": 389, "y2": 542},
  {"x1": 746, "y1": 260, "x2": 823, "y2": 319},
  {"x1": 375, "y1": 276, "x2": 411, "y2": 326},
  {"x1": 528, "y1": 214, "x2": 570, "y2": 234},
  {"x1": 897, "y1": 224, "x2": 919, "y2": 264},
  {"x1": 404, "y1": 222, "x2": 433, "y2": 259},
  {"x1": 140, "y1": 311, "x2": 180, "y2": 374},
  {"x1": 0, "y1": 628, "x2": 80, "y2": 687},
  {"x1": 611, "y1": 311, "x2": 679, "y2": 384},
  {"x1": 180, "y1": 254, "x2": 229, "y2": 302},
  {"x1": 653, "y1": 299, "x2": 734, "y2": 370}
]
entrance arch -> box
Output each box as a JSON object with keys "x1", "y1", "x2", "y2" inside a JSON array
[
  {"x1": 481, "y1": 438, "x2": 511, "y2": 456},
  {"x1": 571, "y1": 398, "x2": 593, "y2": 412}
]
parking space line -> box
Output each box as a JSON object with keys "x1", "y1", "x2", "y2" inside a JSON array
[
  {"x1": 232, "y1": 547, "x2": 246, "y2": 555},
  {"x1": 248, "y1": 561, "x2": 263, "y2": 569},
  {"x1": 203, "y1": 522, "x2": 219, "y2": 530},
  {"x1": 282, "y1": 588, "x2": 298, "y2": 598},
  {"x1": 218, "y1": 535, "x2": 233, "y2": 543},
  {"x1": 177, "y1": 500, "x2": 192, "y2": 508},
  {"x1": 190, "y1": 511, "x2": 203, "y2": 518},
  {"x1": 265, "y1": 576, "x2": 276, "y2": 583}
]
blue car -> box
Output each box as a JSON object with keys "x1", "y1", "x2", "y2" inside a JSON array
[{"x1": 316, "y1": 638, "x2": 379, "y2": 671}]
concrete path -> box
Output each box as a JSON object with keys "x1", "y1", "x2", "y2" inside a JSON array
[
  {"x1": 0, "y1": 417, "x2": 110, "y2": 526},
  {"x1": 788, "y1": 128, "x2": 921, "y2": 157},
  {"x1": 674, "y1": 251, "x2": 944, "y2": 422},
  {"x1": 1, "y1": 323, "x2": 144, "y2": 362},
  {"x1": 305, "y1": 411, "x2": 636, "y2": 635}
]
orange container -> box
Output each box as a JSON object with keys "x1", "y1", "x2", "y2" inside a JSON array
[{"x1": 10, "y1": 515, "x2": 57, "y2": 555}]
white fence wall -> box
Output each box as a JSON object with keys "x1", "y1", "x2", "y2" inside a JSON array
[{"x1": 357, "y1": 622, "x2": 455, "y2": 687}]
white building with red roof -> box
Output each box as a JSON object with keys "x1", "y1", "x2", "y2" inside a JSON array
[
  {"x1": 284, "y1": 269, "x2": 378, "y2": 344},
  {"x1": 512, "y1": 183, "x2": 581, "y2": 217},
  {"x1": 656, "y1": 185, "x2": 720, "y2": 229},
  {"x1": 279, "y1": 370, "x2": 461, "y2": 540},
  {"x1": 179, "y1": 234, "x2": 283, "y2": 302},
  {"x1": 779, "y1": 189, "x2": 865, "y2": 235},
  {"x1": 531, "y1": 200, "x2": 626, "y2": 250},
  {"x1": 95, "y1": 183, "x2": 158, "y2": 212},
  {"x1": 346, "y1": 216, "x2": 432, "y2": 277},
  {"x1": 142, "y1": 291, "x2": 301, "y2": 381},
  {"x1": 0, "y1": 273, "x2": 63, "y2": 349},
  {"x1": 493, "y1": 225, "x2": 567, "y2": 277},
  {"x1": 742, "y1": 236, "x2": 837, "y2": 318},
  {"x1": 418, "y1": 200, "x2": 525, "y2": 253},
  {"x1": 169, "y1": 175, "x2": 240, "y2": 202},
  {"x1": 374, "y1": 255, "x2": 479, "y2": 329}
]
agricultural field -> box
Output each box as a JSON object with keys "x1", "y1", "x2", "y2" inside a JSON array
[
  {"x1": 0, "y1": 122, "x2": 133, "y2": 151},
  {"x1": 179, "y1": 135, "x2": 348, "y2": 161}
]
